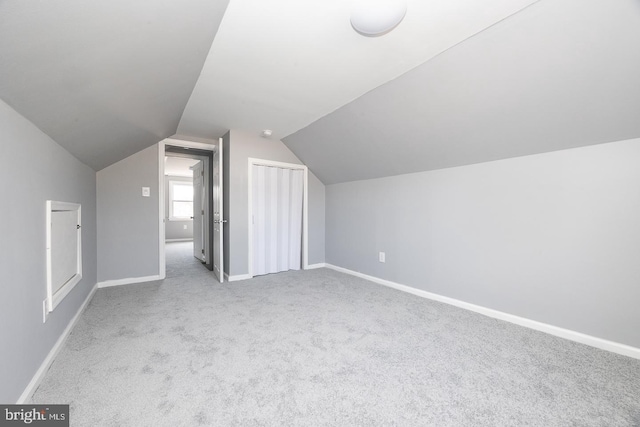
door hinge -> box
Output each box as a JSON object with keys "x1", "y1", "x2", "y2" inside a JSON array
[
  {"x1": 201, "y1": 249, "x2": 205, "y2": 254},
  {"x1": 201, "y1": 210, "x2": 205, "y2": 215}
]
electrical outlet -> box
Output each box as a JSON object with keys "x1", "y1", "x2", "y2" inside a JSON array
[
  {"x1": 379, "y1": 252, "x2": 385, "y2": 263},
  {"x1": 142, "y1": 187, "x2": 150, "y2": 197},
  {"x1": 183, "y1": 225, "x2": 187, "y2": 230}
]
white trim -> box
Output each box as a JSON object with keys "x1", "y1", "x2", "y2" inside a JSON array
[
  {"x1": 158, "y1": 142, "x2": 166, "y2": 280},
  {"x1": 164, "y1": 137, "x2": 218, "y2": 151},
  {"x1": 224, "y1": 272, "x2": 252, "y2": 282},
  {"x1": 165, "y1": 238, "x2": 193, "y2": 243},
  {"x1": 97, "y1": 275, "x2": 162, "y2": 288},
  {"x1": 18, "y1": 283, "x2": 98, "y2": 403},
  {"x1": 247, "y1": 158, "x2": 309, "y2": 279},
  {"x1": 324, "y1": 264, "x2": 640, "y2": 360},
  {"x1": 159, "y1": 138, "x2": 217, "y2": 281},
  {"x1": 303, "y1": 170, "x2": 308, "y2": 270},
  {"x1": 215, "y1": 138, "x2": 224, "y2": 283},
  {"x1": 247, "y1": 158, "x2": 308, "y2": 170},
  {"x1": 306, "y1": 263, "x2": 326, "y2": 270}
]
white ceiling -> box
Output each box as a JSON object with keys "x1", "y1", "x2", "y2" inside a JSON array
[
  {"x1": 282, "y1": 0, "x2": 640, "y2": 184},
  {"x1": 177, "y1": 0, "x2": 539, "y2": 141},
  {"x1": 2, "y1": 0, "x2": 639, "y2": 183}
]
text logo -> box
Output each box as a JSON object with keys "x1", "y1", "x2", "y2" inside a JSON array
[{"x1": 0, "y1": 405, "x2": 68, "y2": 426}]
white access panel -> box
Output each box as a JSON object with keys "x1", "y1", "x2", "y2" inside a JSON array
[{"x1": 46, "y1": 201, "x2": 82, "y2": 314}]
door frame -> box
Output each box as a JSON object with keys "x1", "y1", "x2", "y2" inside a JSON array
[
  {"x1": 158, "y1": 138, "x2": 221, "y2": 280},
  {"x1": 247, "y1": 158, "x2": 309, "y2": 279},
  {"x1": 164, "y1": 148, "x2": 212, "y2": 269}
]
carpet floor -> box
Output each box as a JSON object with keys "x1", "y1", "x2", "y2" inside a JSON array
[{"x1": 32, "y1": 242, "x2": 640, "y2": 426}]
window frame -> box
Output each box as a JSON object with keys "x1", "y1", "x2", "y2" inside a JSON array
[{"x1": 168, "y1": 180, "x2": 194, "y2": 221}]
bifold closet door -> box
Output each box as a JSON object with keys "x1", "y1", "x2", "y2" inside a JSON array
[{"x1": 252, "y1": 165, "x2": 304, "y2": 276}]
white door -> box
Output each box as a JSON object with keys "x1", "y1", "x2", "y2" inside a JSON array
[
  {"x1": 251, "y1": 165, "x2": 304, "y2": 276},
  {"x1": 212, "y1": 139, "x2": 224, "y2": 282},
  {"x1": 192, "y1": 161, "x2": 205, "y2": 262}
]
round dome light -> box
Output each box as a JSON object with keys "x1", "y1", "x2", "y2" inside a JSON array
[{"x1": 350, "y1": 0, "x2": 407, "y2": 37}]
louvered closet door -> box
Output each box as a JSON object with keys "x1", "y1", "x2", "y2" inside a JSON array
[{"x1": 252, "y1": 165, "x2": 304, "y2": 276}]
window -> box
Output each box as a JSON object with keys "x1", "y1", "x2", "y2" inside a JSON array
[{"x1": 169, "y1": 181, "x2": 193, "y2": 220}]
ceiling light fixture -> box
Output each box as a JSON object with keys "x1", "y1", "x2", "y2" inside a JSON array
[
  {"x1": 350, "y1": 0, "x2": 407, "y2": 37},
  {"x1": 261, "y1": 129, "x2": 273, "y2": 138}
]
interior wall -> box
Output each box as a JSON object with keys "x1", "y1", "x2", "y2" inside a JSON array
[
  {"x1": 326, "y1": 138, "x2": 640, "y2": 349},
  {"x1": 0, "y1": 99, "x2": 97, "y2": 403},
  {"x1": 226, "y1": 129, "x2": 326, "y2": 276},
  {"x1": 164, "y1": 175, "x2": 194, "y2": 241},
  {"x1": 308, "y1": 171, "x2": 326, "y2": 265},
  {"x1": 97, "y1": 145, "x2": 159, "y2": 282}
]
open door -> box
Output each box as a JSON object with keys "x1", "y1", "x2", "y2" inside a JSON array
[
  {"x1": 213, "y1": 139, "x2": 224, "y2": 282},
  {"x1": 192, "y1": 160, "x2": 205, "y2": 262},
  {"x1": 162, "y1": 140, "x2": 221, "y2": 280}
]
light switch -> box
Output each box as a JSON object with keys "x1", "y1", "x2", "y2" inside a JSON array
[{"x1": 142, "y1": 187, "x2": 150, "y2": 197}]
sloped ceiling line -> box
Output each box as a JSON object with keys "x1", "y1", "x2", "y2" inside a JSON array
[
  {"x1": 2, "y1": 0, "x2": 639, "y2": 180},
  {"x1": 282, "y1": 0, "x2": 640, "y2": 184},
  {"x1": 0, "y1": 0, "x2": 230, "y2": 170},
  {"x1": 177, "y1": 0, "x2": 540, "y2": 142}
]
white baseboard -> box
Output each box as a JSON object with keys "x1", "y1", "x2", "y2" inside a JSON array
[
  {"x1": 305, "y1": 263, "x2": 326, "y2": 270},
  {"x1": 165, "y1": 238, "x2": 193, "y2": 243},
  {"x1": 97, "y1": 275, "x2": 162, "y2": 288},
  {"x1": 325, "y1": 264, "x2": 640, "y2": 360},
  {"x1": 18, "y1": 283, "x2": 98, "y2": 403},
  {"x1": 224, "y1": 273, "x2": 252, "y2": 282}
]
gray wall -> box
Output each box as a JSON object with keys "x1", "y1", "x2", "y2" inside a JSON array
[
  {"x1": 97, "y1": 145, "x2": 159, "y2": 282},
  {"x1": 0, "y1": 99, "x2": 97, "y2": 403},
  {"x1": 226, "y1": 129, "x2": 325, "y2": 276},
  {"x1": 164, "y1": 175, "x2": 193, "y2": 240},
  {"x1": 308, "y1": 172, "x2": 326, "y2": 265},
  {"x1": 326, "y1": 138, "x2": 640, "y2": 348}
]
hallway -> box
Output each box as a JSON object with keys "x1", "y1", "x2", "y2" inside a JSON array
[{"x1": 165, "y1": 241, "x2": 214, "y2": 280}]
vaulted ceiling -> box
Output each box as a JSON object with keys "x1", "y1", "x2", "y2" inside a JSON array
[
  {"x1": 0, "y1": 0, "x2": 229, "y2": 170},
  {"x1": 283, "y1": 0, "x2": 640, "y2": 184},
  {"x1": 1, "y1": 0, "x2": 639, "y2": 182},
  {"x1": 177, "y1": 0, "x2": 538, "y2": 141}
]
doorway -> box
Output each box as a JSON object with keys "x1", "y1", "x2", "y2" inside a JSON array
[
  {"x1": 159, "y1": 138, "x2": 224, "y2": 283},
  {"x1": 164, "y1": 153, "x2": 206, "y2": 262}
]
